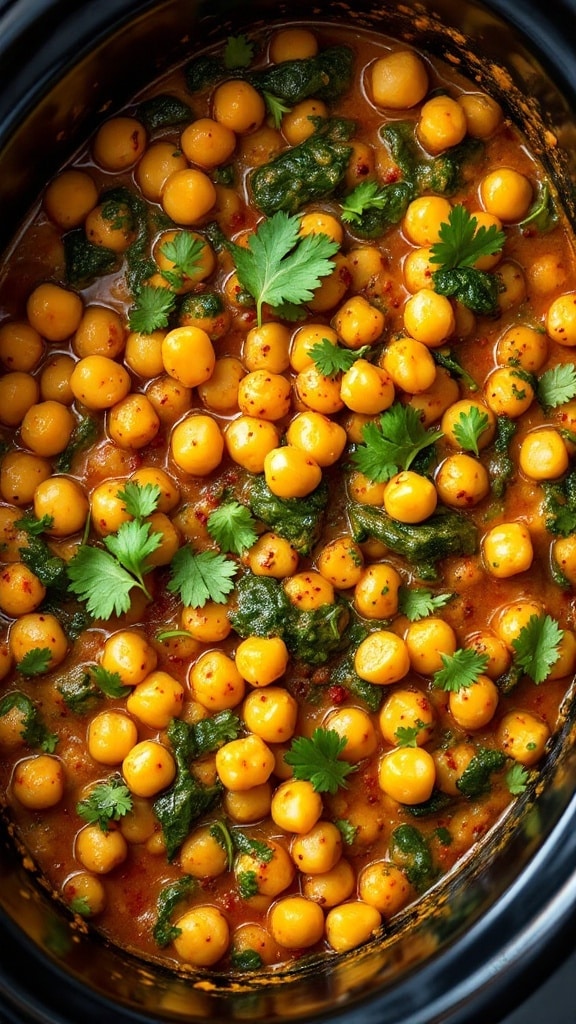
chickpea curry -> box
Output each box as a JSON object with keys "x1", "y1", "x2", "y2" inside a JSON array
[{"x1": 0, "y1": 18, "x2": 575, "y2": 974}]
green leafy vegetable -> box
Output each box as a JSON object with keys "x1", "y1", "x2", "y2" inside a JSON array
[
  {"x1": 389, "y1": 823, "x2": 434, "y2": 890},
  {"x1": 167, "y1": 545, "x2": 237, "y2": 608},
  {"x1": 207, "y1": 501, "x2": 259, "y2": 555},
  {"x1": 229, "y1": 210, "x2": 338, "y2": 325},
  {"x1": 518, "y1": 182, "x2": 558, "y2": 233},
  {"x1": 457, "y1": 747, "x2": 506, "y2": 797},
  {"x1": 341, "y1": 179, "x2": 415, "y2": 238},
  {"x1": 14, "y1": 513, "x2": 53, "y2": 536},
  {"x1": 537, "y1": 364, "x2": 576, "y2": 410},
  {"x1": 247, "y1": 476, "x2": 328, "y2": 555},
  {"x1": 57, "y1": 671, "x2": 102, "y2": 714},
  {"x1": 309, "y1": 338, "x2": 371, "y2": 376},
  {"x1": 489, "y1": 415, "x2": 517, "y2": 498},
  {"x1": 262, "y1": 91, "x2": 291, "y2": 129},
  {"x1": 511, "y1": 613, "x2": 563, "y2": 684},
  {"x1": 351, "y1": 403, "x2": 443, "y2": 483},
  {"x1": 231, "y1": 948, "x2": 263, "y2": 970},
  {"x1": 237, "y1": 870, "x2": 259, "y2": 899},
  {"x1": 76, "y1": 776, "x2": 133, "y2": 831},
  {"x1": 68, "y1": 896, "x2": 92, "y2": 917},
  {"x1": 90, "y1": 665, "x2": 132, "y2": 699},
  {"x1": 136, "y1": 93, "x2": 193, "y2": 130},
  {"x1": 153, "y1": 876, "x2": 196, "y2": 947},
  {"x1": 433, "y1": 648, "x2": 489, "y2": 692},
  {"x1": 432, "y1": 348, "x2": 479, "y2": 392},
  {"x1": 542, "y1": 469, "x2": 576, "y2": 536},
  {"x1": 0, "y1": 692, "x2": 58, "y2": 752},
  {"x1": 284, "y1": 727, "x2": 357, "y2": 794},
  {"x1": 429, "y1": 203, "x2": 505, "y2": 270},
  {"x1": 17, "y1": 647, "x2": 53, "y2": 677},
  {"x1": 63, "y1": 229, "x2": 117, "y2": 286},
  {"x1": 128, "y1": 284, "x2": 177, "y2": 333},
  {"x1": 54, "y1": 415, "x2": 99, "y2": 473},
  {"x1": 334, "y1": 818, "x2": 359, "y2": 846},
  {"x1": 452, "y1": 407, "x2": 490, "y2": 456},
  {"x1": 398, "y1": 586, "x2": 453, "y2": 622}
]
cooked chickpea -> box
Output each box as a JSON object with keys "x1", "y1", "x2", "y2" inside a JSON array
[
  {"x1": 243, "y1": 687, "x2": 298, "y2": 744},
  {"x1": 75, "y1": 824, "x2": 128, "y2": 874},
  {"x1": 497, "y1": 260, "x2": 527, "y2": 312},
  {"x1": 246, "y1": 532, "x2": 299, "y2": 579},
  {"x1": 497, "y1": 710, "x2": 550, "y2": 766},
  {"x1": 0, "y1": 321, "x2": 44, "y2": 372},
  {"x1": 379, "y1": 688, "x2": 435, "y2": 747},
  {"x1": 290, "y1": 324, "x2": 339, "y2": 373},
  {"x1": 154, "y1": 230, "x2": 215, "y2": 292},
  {"x1": 161, "y1": 168, "x2": 216, "y2": 225},
  {"x1": 403, "y1": 290, "x2": 455, "y2": 347},
  {"x1": 282, "y1": 99, "x2": 329, "y2": 145},
  {"x1": 0, "y1": 563, "x2": 46, "y2": 617},
  {"x1": 85, "y1": 201, "x2": 137, "y2": 253},
  {"x1": 286, "y1": 411, "x2": 347, "y2": 468},
  {"x1": 171, "y1": 414, "x2": 224, "y2": 475},
  {"x1": 383, "y1": 470, "x2": 438, "y2": 523},
  {"x1": 12, "y1": 754, "x2": 65, "y2": 809},
  {"x1": 26, "y1": 283, "x2": 83, "y2": 342},
  {"x1": 552, "y1": 535, "x2": 576, "y2": 587},
  {"x1": 545, "y1": 292, "x2": 576, "y2": 346},
  {"x1": 0, "y1": 371, "x2": 39, "y2": 427},
  {"x1": 301, "y1": 859, "x2": 354, "y2": 908},
  {"x1": 332, "y1": 295, "x2": 384, "y2": 349},
  {"x1": 359, "y1": 861, "x2": 413, "y2": 917},
  {"x1": 89, "y1": 479, "x2": 131, "y2": 537},
  {"x1": 547, "y1": 629, "x2": 576, "y2": 680},
  {"x1": 224, "y1": 781, "x2": 272, "y2": 824},
  {"x1": 465, "y1": 630, "x2": 511, "y2": 679},
  {"x1": 181, "y1": 117, "x2": 236, "y2": 168},
  {"x1": 269, "y1": 895, "x2": 325, "y2": 949},
  {"x1": 122, "y1": 740, "x2": 176, "y2": 797},
  {"x1": 299, "y1": 211, "x2": 343, "y2": 246},
  {"x1": 264, "y1": 447, "x2": 322, "y2": 499},
  {"x1": 101, "y1": 630, "x2": 157, "y2": 686},
  {"x1": 381, "y1": 336, "x2": 437, "y2": 394},
  {"x1": 316, "y1": 536, "x2": 364, "y2": 589},
  {"x1": 73, "y1": 305, "x2": 125, "y2": 360},
  {"x1": 457, "y1": 91, "x2": 502, "y2": 138},
  {"x1": 378, "y1": 746, "x2": 436, "y2": 804},
  {"x1": 354, "y1": 630, "x2": 410, "y2": 686},
  {"x1": 290, "y1": 820, "x2": 342, "y2": 875},
  {"x1": 62, "y1": 872, "x2": 106, "y2": 917},
  {"x1": 283, "y1": 570, "x2": 335, "y2": 611},
  {"x1": 433, "y1": 742, "x2": 476, "y2": 796},
  {"x1": 236, "y1": 840, "x2": 295, "y2": 899},
  {"x1": 340, "y1": 360, "x2": 395, "y2": 415},
  {"x1": 346, "y1": 470, "x2": 386, "y2": 506},
  {"x1": 408, "y1": 366, "x2": 460, "y2": 427},
  {"x1": 479, "y1": 167, "x2": 533, "y2": 221},
  {"x1": 107, "y1": 393, "x2": 160, "y2": 450},
  {"x1": 404, "y1": 617, "x2": 457, "y2": 676},
  {"x1": 39, "y1": 353, "x2": 75, "y2": 404},
  {"x1": 528, "y1": 253, "x2": 568, "y2": 296},
  {"x1": 180, "y1": 825, "x2": 229, "y2": 879},
  {"x1": 161, "y1": 325, "x2": 216, "y2": 388},
  {"x1": 494, "y1": 599, "x2": 544, "y2": 649},
  {"x1": 435, "y1": 453, "x2": 490, "y2": 508},
  {"x1": 235, "y1": 636, "x2": 290, "y2": 688},
  {"x1": 270, "y1": 778, "x2": 323, "y2": 834},
  {"x1": 243, "y1": 322, "x2": 291, "y2": 374},
  {"x1": 403, "y1": 196, "x2": 452, "y2": 246},
  {"x1": 33, "y1": 476, "x2": 89, "y2": 536},
  {"x1": 9, "y1": 613, "x2": 68, "y2": 671},
  {"x1": 294, "y1": 365, "x2": 345, "y2": 414},
  {"x1": 495, "y1": 325, "x2": 548, "y2": 373},
  {"x1": 87, "y1": 711, "x2": 138, "y2": 765},
  {"x1": 441, "y1": 399, "x2": 496, "y2": 450},
  {"x1": 43, "y1": 168, "x2": 99, "y2": 228},
  {"x1": 224, "y1": 416, "x2": 280, "y2": 473},
  {"x1": 353, "y1": 562, "x2": 401, "y2": 619},
  {"x1": 216, "y1": 734, "x2": 275, "y2": 790},
  {"x1": 370, "y1": 50, "x2": 428, "y2": 109},
  {"x1": 0, "y1": 452, "x2": 51, "y2": 506},
  {"x1": 237, "y1": 369, "x2": 291, "y2": 421},
  {"x1": 126, "y1": 671, "x2": 184, "y2": 729},
  {"x1": 172, "y1": 905, "x2": 230, "y2": 966},
  {"x1": 181, "y1": 601, "x2": 232, "y2": 644},
  {"x1": 213, "y1": 80, "x2": 266, "y2": 133},
  {"x1": 93, "y1": 116, "x2": 146, "y2": 170},
  {"x1": 325, "y1": 900, "x2": 381, "y2": 953},
  {"x1": 323, "y1": 706, "x2": 377, "y2": 761},
  {"x1": 519, "y1": 428, "x2": 569, "y2": 481},
  {"x1": 417, "y1": 95, "x2": 467, "y2": 154},
  {"x1": 482, "y1": 522, "x2": 534, "y2": 578},
  {"x1": 483, "y1": 366, "x2": 535, "y2": 418},
  {"x1": 135, "y1": 140, "x2": 188, "y2": 201},
  {"x1": 146, "y1": 375, "x2": 192, "y2": 425},
  {"x1": 189, "y1": 650, "x2": 245, "y2": 711},
  {"x1": 403, "y1": 247, "x2": 435, "y2": 293},
  {"x1": 307, "y1": 253, "x2": 351, "y2": 314},
  {"x1": 449, "y1": 675, "x2": 499, "y2": 730},
  {"x1": 70, "y1": 354, "x2": 131, "y2": 409},
  {"x1": 21, "y1": 399, "x2": 75, "y2": 459}
]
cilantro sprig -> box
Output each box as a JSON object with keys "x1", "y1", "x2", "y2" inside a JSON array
[
  {"x1": 207, "y1": 501, "x2": 258, "y2": 555},
  {"x1": 17, "y1": 647, "x2": 53, "y2": 677},
  {"x1": 341, "y1": 180, "x2": 393, "y2": 224},
  {"x1": 159, "y1": 231, "x2": 205, "y2": 290},
  {"x1": 433, "y1": 648, "x2": 489, "y2": 692},
  {"x1": 309, "y1": 338, "x2": 371, "y2": 376},
  {"x1": 223, "y1": 34, "x2": 254, "y2": 69},
  {"x1": 537, "y1": 364, "x2": 576, "y2": 410},
  {"x1": 452, "y1": 407, "x2": 490, "y2": 456},
  {"x1": 76, "y1": 776, "x2": 133, "y2": 831},
  {"x1": 398, "y1": 586, "x2": 453, "y2": 622},
  {"x1": 351, "y1": 402, "x2": 443, "y2": 483},
  {"x1": 284, "y1": 728, "x2": 357, "y2": 794},
  {"x1": 128, "y1": 284, "x2": 176, "y2": 333},
  {"x1": 429, "y1": 204, "x2": 506, "y2": 270},
  {"x1": 167, "y1": 545, "x2": 237, "y2": 608},
  {"x1": 229, "y1": 211, "x2": 339, "y2": 325},
  {"x1": 511, "y1": 613, "x2": 563, "y2": 684},
  {"x1": 263, "y1": 91, "x2": 291, "y2": 129}
]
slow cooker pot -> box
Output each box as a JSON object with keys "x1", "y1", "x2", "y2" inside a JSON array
[{"x1": 1, "y1": 1, "x2": 576, "y2": 1021}]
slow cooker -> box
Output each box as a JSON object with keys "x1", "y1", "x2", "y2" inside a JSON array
[{"x1": 1, "y1": 0, "x2": 576, "y2": 1021}]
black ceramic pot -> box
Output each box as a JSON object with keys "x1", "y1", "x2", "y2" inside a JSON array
[{"x1": 1, "y1": 1, "x2": 576, "y2": 1022}]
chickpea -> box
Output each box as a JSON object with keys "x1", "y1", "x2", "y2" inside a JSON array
[
  {"x1": 435, "y1": 453, "x2": 490, "y2": 508},
  {"x1": 449, "y1": 675, "x2": 499, "y2": 730},
  {"x1": 93, "y1": 116, "x2": 146, "y2": 170},
  {"x1": 39, "y1": 353, "x2": 75, "y2": 404},
  {"x1": 269, "y1": 895, "x2": 325, "y2": 949},
  {"x1": 235, "y1": 636, "x2": 290, "y2": 688},
  {"x1": 480, "y1": 167, "x2": 532, "y2": 222},
  {"x1": 545, "y1": 292, "x2": 576, "y2": 347},
  {"x1": 89, "y1": 479, "x2": 131, "y2": 537},
  {"x1": 347, "y1": 471, "x2": 387, "y2": 507},
  {"x1": 379, "y1": 688, "x2": 435, "y2": 747},
  {"x1": 528, "y1": 253, "x2": 568, "y2": 296},
  {"x1": 161, "y1": 168, "x2": 217, "y2": 225},
  {"x1": 378, "y1": 746, "x2": 436, "y2": 804},
  {"x1": 33, "y1": 477, "x2": 89, "y2": 536},
  {"x1": 497, "y1": 710, "x2": 550, "y2": 766},
  {"x1": 180, "y1": 825, "x2": 229, "y2": 879},
  {"x1": 160, "y1": 325, "x2": 216, "y2": 389},
  {"x1": 171, "y1": 414, "x2": 224, "y2": 476},
  {"x1": 294, "y1": 365, "x2": 345, "y2": 414},
  {"x1": 75, "y1": 824, "x2": 129, "y2": 874},
  {"x1": 316, "y1": 536, "x2": 364, "y2": 589},
  {"x1": 243, "y1": 687, "x2": 298, "y2": 744},
  {"x1": 154, "y1": 231, "x2": 215, "y2": 293},
  {"x1": 73, "y1": 305, "x2": 125, "y2": 360},
  {"x1": 129, "y1": 466, "x2": 180, "y2": 514},
  {"x1": 0, "y1": 694, "x2": 26, "y2": 751},
  {"x1": 370, "y1": 50, "x2": 428, "y2": 109},
  {"x1": 519, "y1": 428, "x2": 569, "y2": 481},
  {"x1": 354, "y1": 630, "x2": 410, "y2": 686},
  {"x1": 135, "y1": 140, "x2": 188, "y2": 202},
  {"x1": 494, "y1": 599, "x2": 544, "y2": 649},
  {"x1": 224, "y1": 416, "x2": 280, "y2": 473},
  {"x1": 271, "y1": 778, "x2": 323, "y2": 834},
  {"x1": 146, "y1": 375, "x2": 192, "y2": 425},
  {"x1": 283, "y1": 99, "x2": 329, "y2": 145},
  {"x1": 62, "y1": 871, "x2": 106, "y2": 917},
  {"x1": 325, "y1": 900, "x2": 381, "y2": 953},
  {"x1": 332, "y1": 295, "x2": 384, "y2": 349},
  {"x1": 340, "y1": 360, "x2": 395, "y2": 415},
  {"x1": 483, "y1": 366, "x2": 535, "y2": 418},
  {"x1": 552, "y1": 535, "x2": 576, "y2": 587},
  {"x1": 101, "y1": 630, "x2": 157, "y2": 686},
  {"x1": 269, "y1": 27, "x2": 318, "y2": 62},
  {"x1": 181, "y1": 117, "x2": 236, "y2": 169},
  {"x1": 417, "y1": 95, "x2": 467, "y2": 154},
  {"x1": 465, "y1": 630, "x2": 511, "y2": 680},
  {"x1": 172, "y1": 905, "x2": 230, "y2": 966},
  {"x1": 0, "y1": 321, "x2": 44, "y2": 372},
  {"x1": 403, "y1": 247, "x2": 435, "y2": 293},
  {"x1": 9, "y1": 613, "x2": 68, "y2": 671},
  {"x1": 441, "y1": 399, "x2": 496, "y2": 450},
  {"x1": 237, "y1": 124, "x2": 284, "y2": 166},
  {"x1": 299, "y1": 211, "x2": 343, "y2": 245},
  {"x1": 323, "y1": 706, "x2": 377, "y2": 761},
  {"x1": 181, "y1": 601, "x2": 232, "y2": 643},
  {"x1": 403, "y1": 196, "x2": 452, "y2": 246},
  {"x1": 126, "y1": 671, "x2": 184, "y2": 729},
  {"x1": 408, "y1": 366, "x2": 460, "y2": 427},
  {"x1": 243, "y1": 322, "x2": 291, "y2": 374},
  {"x1": 70, "y1": 354, "x2": 131, "y2": 410},
  {"x1": 344, "y1": 139, "x2": 376, "y2": 190},
  {"x1": 122, "y1": 740, "x2": 176, "y2": 797},
  {"x1": 224, "y1": 781, "x2": 272, "y2": 824},
  {"x1": 26, "y1": 282, "x2": 83, "y2": 342},
  {"x1": 87, "y1": 711, "x2": 138, "y2": 765},
  {"x1": 457, "y1": 92, "x2": 502, "y2": 138},
  {"x1": 495, "y1": 325, "x2": 548, "y2": 373},
  {"x1": 353, "y1": 563, "x2": 401, "y2": 619},
  {"x1": 264, "y1": 447, "x2": 322, "y2": 499},
  {"x1": 482, "y1": 522, "x2": 534, "y2": 578},
  {"x1": 403, "y1": 290, "x2": 455, "y2": 347},
  {"x1": 380, "y1": 336, "x2": 436, "y2": 395},
  {"x1": 216, "y1": 734, "x2": 275, "y2": 790},
  {"x1": 283, "y1": 570, "x2": 335, "y2": 611},
  {"x1": 290, "y1": 324, "x2": 339, "y2": 373},
  {"x1": 237, "y1": 369, "x2": 291, "y2": 421},
  {"x1": 43, "y1": 168, "x2": 98, "y2": 228},
  {"x1": 286, "y1": 411, "x2": 347, "y2": 468},
  {"x1": 20, "y1": 400, "x2": 75, "y2": 457},
  {"x1": 0, "y1": 563, "x2": 46, "y2": 617},
  {"x1": 0, "y1": 371, "x2": 39, "y2": 427},
  {"x1": 85, "y1": 199, "x2": 136, "y2": 252},
  {"x1": 383, "y1": 470, "x2": 437, "y2": 524},
  {"x1": 213, "y1": 79, "x2": 266, "y2": 133},
  {"x1": 190, "y1": 650, "x2": 246, "y2": 711},
  {"x1": 548, "y1": 629, "x2": 576, "y2": 680},
  {"x1": 290, "y1": 821, "x2": 343, "y2": 875},
  {"x1": 359, "y1": 861, "x2": 413, "y2": 917},
  {"x1": 246, "y1": 532, "x2": 299, "y2": 579},
  {"x1": 107, "y1": 393, "x2": 160, "y2": 450},
  {"x1": 0, "y1": 452, "x2": 51, "y2": 506},
  {"x1": 12, "y1": 754, "x2": 65, "y2": 809},
  {"x1": 497, "y1": 261, "x2": 527, "y2": 312},
  {"x1": 306, "y1": 253, "x2": 351, "y2": 314}
]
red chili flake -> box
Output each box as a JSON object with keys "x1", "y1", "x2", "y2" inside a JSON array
[{"x1": 328, "y1": 685, "x2": 348, "y2": 704}]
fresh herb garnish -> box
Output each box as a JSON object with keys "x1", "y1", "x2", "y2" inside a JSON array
[
  {"x1": 432, "y1": 648, "x2": 489, "y2": 692},
  {"x1": 207, "y1": 501, "x2": 259, "y2": 555},
  {"x1": 237, "y1": 870, "x2": 259, "y2": 899},
  {"x1": 341, "y1": 180, "x2": 395, "y2": 224},
  {"x1": 537, "y1": 364, "x2": 576, "y2": 410},
  {"x1": 159, "y1": 231, "x2": 205, "y2": 290},
  {"x1": 76, "y1": 776, "x2": 133, "y2": 831},
  {"x1": 229, "y1": 210, "x2": 338, "y2": 325},
  {"x1": 334, "y1": 818, "x2": 359, "y2": 846},
  {"x1": 309, "y1": 338, "x2": 371, "y2": 376},
  {"x1": 223, "y1": 34, "x2": 254, "y2": 69},
  {"x1": 0, "y1": 692, "x2": 58, "y2": 752},
  {"x1": 68, "y1": 520, "x2": 162, "y2": 619},
  {"x1": 69, "y1": 896, "x2": 92, "y2": 917},
  {"x1": 284, "y1": 727, "x2": 357, "y2": 794},
  {"x1": 398, "y1": 586, "x2": 453, "y2": 622},
  {"x1": 511, "y1": 613, "x2": 563, "y2": 684},
  {"x1": 263, "y1": 91, "x2": 292, "y2": 129},
  {"x1": 153, "y1": 876, "x2": 196, "y2": 947},
  {"x1": 14, "y1": 513, "x2": 54, "y2": 536},
  {"x1": 90, "y1": 665, "x2": 132, "y2": 699},
  {"x1": 506, "y1": 763, "x2": 530, "y2": 795},
  {"x1": 17, "y1": 647, "x2": 53, "y2": 677},
  {"x1": 167, "y1": 545, "x2": 237, "y2": 608},
  {"x1": 518, "y1": 182, "x2": 558, "y2": 233},
  {"x1": 395, "y1": 722, "x2": 426, "y2": 747},
  {"x1": 117, "y1": 481, "x2": 162, "y2": 519},
  {"x1": 128, "y1": 284, "x2": 177, "y2": 333},
  {"x1": 430, "y1": 204, "x2": 505, "y2": 270},
  {"x1": 351, "y1": 402, "x2": 443, "y2": 483},
  {"x1": 231, "y1": 948, "x2": 264, "y2": 971},
  {"x1": 452, "y1": 407, "x2": 490, "y2": 456}
]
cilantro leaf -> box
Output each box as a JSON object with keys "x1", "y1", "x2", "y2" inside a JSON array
[
  {"x1": 518, "y1": 182, "x2": 558, "y2": 233},
  {"x1": 511, "y1": 613, "x2": 563, "y2": 684},
  {"x1": 90, "y1": 665, "x2": 132, "y2": 699},
  {"x1": 167, "y1": 545, "x2": 237, "y2": 607},
  {"x1": 207, "y1": 501, "x2": 259, "y2": 555},
  {"x1": 263, "y1": 91, "x2": 291, "y2": 129},
  {"x1": 452, "y1": 407, "x2": 490, "y2": 456},
  {"x1": 103, "y1": 519, "x2": 162, "y2": 586},
  {"x1": 506, "y1": 763, "x2": 530, "y2": 795},
  {"x1": 231, "y1": 948, "x2": 263, "y2": 971},
  {"x1": 69, "y1": 896, "x2": 92, "y2": 917},
  {"x1": 395, "y1": 722, "x2": 426, "y2": 747},
  {"x1": 537, "y1": 364, "x2": 576, "y2": 410},
  {"x1": 334, "y1": 818, "x2": 358, "y2": 846},
  {"x1": 230, "y1": 211, "x2": 339, "y2": 325},
  {"x1": 284, "y1": 727, "x2": 357, "y2": 794},
  {"x1": 0, "y1": 691, "x2": 58, "y2": 752},
  {"x1": 223, "y1": 34, "x2": 254, "y2": 69},
  {"x1": 433, "y1": 648, "x2": 489, "y2": 692},
  {"x1": 128, "y1": 285, "x2": 177, "y2": 333},
  {"x1": 429, "y1": 204, "x2": 505, "y2": 271},
  {"x1": 341, "y1": 180, "x2": 395, "y2": 224},
  {"x1": 14, "y1": 513, "x2": 54, "y2": 536},
  {"x1": 237, "y1": 870, "x2": 259, "y2": 899},
  {"x1": 76, "y1": 776, "x2": 133, "y2": 831},
  {"x1": 67, "y1": 546, "x2": 144, "y2": 619},
  {"x1": 309, "y1": 338, "x2": 371, "y2": 376},
  {"x1": 17, "y1": 647, "x2": 53, "y2": 677},
  {"x1": 153, "y1": 876, "x2": 196, "y2": 947},
  {"x1": 351, "y1": 402, "x2": 443, "y2": 482},
  {"x1": 117, "y1": 481, "x2": 162, "y2": 519},
  {"x1": 398, "y1": 586, "x2": 453, "y2": 622},
  {"x1": 159, "y1": 231, "x2": 206, "y2": 289}
]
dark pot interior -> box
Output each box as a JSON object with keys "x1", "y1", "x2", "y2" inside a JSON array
[{"x1": 1, "y1": 1, "x2": 576, "y2": 1022}]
